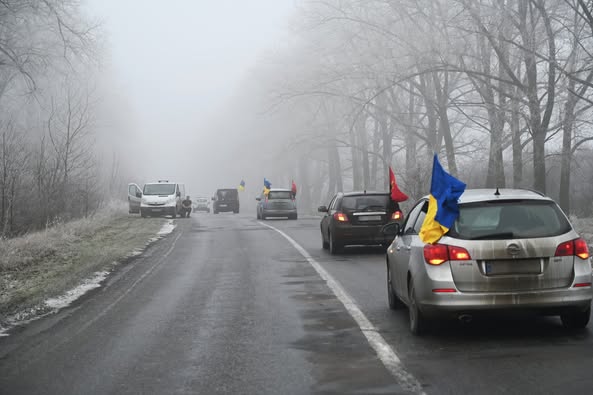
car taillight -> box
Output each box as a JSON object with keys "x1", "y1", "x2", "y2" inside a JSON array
[
  {"x1": 391, "y1": 210, "x2": 402, "y2": 220},
  {"x1": 575, "y1": 238, "x2": 590, "y2": 259},
  {"x1": 555, "y1": 238, "x2": 590, "y2": 259},
  {"x1": 449, "y1": 245, "x2": 471, "y2": 260},
  {"x1": 423, "y1": 244, "x2": 471, "y2": 265},
  {"x1": 333, "y1": 212, "x2": 349, "y2": 222}
]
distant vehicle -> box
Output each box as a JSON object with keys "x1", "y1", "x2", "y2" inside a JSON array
[
  {"x1": 382, "y1": 188, "x2": 593, "y2": 335},
  {"x1": 212, "y1": 188, "x2": 239, "y2": 214},
  {"x1": 318, "y1": 191, "x2": 403, "y2": 254},
  {"x1": 193, "y1": 197, "x2": 210, "y2": 213},
  {"x1": 128, "y1": 183, "x2": 142, "y2": 214},
  {"x1": 256, "y1": 188, "x2": 297, "y2": 220},
  {"x1": 130, "y1": 180, "x2": 185, "y2": 218}
]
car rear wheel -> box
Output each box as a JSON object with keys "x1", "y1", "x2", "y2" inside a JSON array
[
  {"x1": 408, "y1": 279, "x2": 427, "y2": 335},
  {"x1": 387, "y1": 263, "x2": 404, "y2": 310},
  {"x1": 321, "y1": 231, "x2": 329, "y2": 249},
  {"x1": 561, "y1": 307, "x2": 591, "y2": 329},
  {"x1": 329, "y1": 232, "x2": 341, "y2": 255},
  {"x1": 261, "y1": 212, "x2": 266, "y2": 220},
  {"x1": 289, "y1": 214, "x2": 298, "y2": 220}
]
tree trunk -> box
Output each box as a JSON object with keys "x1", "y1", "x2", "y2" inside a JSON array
[{"x1": 559, "y1": 78, "x2": 577, "y2": 213}]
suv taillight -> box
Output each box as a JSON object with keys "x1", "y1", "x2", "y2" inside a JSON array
[
  {"x1": 555, "y1": 238, "x2": 590, "y2": 259},
  {"x1": 423, "y1": 244, "x2": 472, "y2": 265},
  {"x1": 333, "y1": 212, "x2": 349, "y2": 222},
  {"x1": 391, "y1": 210, "x2": 403, "y2": 221}
]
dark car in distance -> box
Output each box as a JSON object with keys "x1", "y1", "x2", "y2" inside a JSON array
[
  {"x1": 212, "y1": 188, "x2": 239, "y2": 214},
  {"x1": 319, "y1": 191, "x2": 403, "y2": 254}
]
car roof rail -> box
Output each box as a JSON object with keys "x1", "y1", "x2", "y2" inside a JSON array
[{"x1": 524, "y1": 188, "x2": 546, "y2": 197}]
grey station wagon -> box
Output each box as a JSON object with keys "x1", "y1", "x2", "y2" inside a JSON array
[{"x1": 383, "y1": 189, "x2": 593, "y2": 335}]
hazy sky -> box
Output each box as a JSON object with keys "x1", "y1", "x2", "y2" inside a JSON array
[{"x1": 85, "y1": 0, "x2": 296, "y2": 193}]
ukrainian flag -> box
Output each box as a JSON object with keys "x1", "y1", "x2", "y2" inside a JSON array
[
  {"x1": 238, "y1": 180, "x2": 245, "y2": 191},
  {"x1": 263, "y1": 178, "x2": 271, "y2": 195},
  {"x1": 419, "y1": 154, "x2": 466, "y2": 244}
]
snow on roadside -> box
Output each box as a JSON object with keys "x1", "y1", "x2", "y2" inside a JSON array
[
  {"x1": 147, "y1": 219, "x2": 176, "y2": 243},
  {"x1": 0, "y1": 219, "x2": 177, "y2": 337},
  {"x1": 45, "y1": 271, "x2": 110, "y2": 309}
]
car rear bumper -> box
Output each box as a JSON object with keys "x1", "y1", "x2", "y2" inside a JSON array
[
  {"x1": 262, "y1": 209, "x2": 297, "y2": 217},
  {"x1": 214, "y1": 203, "x2": 238, "y2": 211},
  {"x1": 332, "y1": 224, "x2": 393, "y2": 246},
  {"x1": 418, "y1": 286, "x2": 593, "y2": 316}
]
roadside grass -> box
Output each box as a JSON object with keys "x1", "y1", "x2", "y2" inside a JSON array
[{"x1": 0, "y1": 202, "x2": 167, "y2": 322}]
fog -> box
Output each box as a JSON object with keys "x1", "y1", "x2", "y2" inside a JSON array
[
  {"x1": 86, "y1": 0, "x2": 296, "y2": 197},
  {"x1": 3, "y1": 0, "x2": 593, "y2": 235}
]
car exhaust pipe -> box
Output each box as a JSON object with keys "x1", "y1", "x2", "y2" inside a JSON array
[{"x1": 458, "y1": 314, "x2": 473, "y2": 324}]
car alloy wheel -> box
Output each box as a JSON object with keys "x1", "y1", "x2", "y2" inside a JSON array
[
  {"x1": 329, "y1": 232, "x2": 341, "y2": 255},
  {"x1": 387, "y1": 263, "x2": 403, "y2": 310},
  {"x1": 408, "y1": 279, "x2": 427, "y2": 335},
  {"x1": 321, "y1": 231, "x2": 329, "y2": 249}
]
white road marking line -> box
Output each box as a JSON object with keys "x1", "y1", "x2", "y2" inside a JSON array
[{"x1": 259, "y1": 221, "x2": 425, "y2": 395}]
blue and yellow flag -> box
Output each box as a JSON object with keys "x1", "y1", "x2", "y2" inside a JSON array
[
  {"x1": 419, "y1": 154, "x2": 466, "y2": 244},
  {"x1": 263, "y1": 178, "x2": 271, "y2": 195},
  {"x1": 238, "y1": 180, "x2": 245, "y2": 191}
]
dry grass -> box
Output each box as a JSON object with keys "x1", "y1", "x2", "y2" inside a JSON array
[{"x1": 0, "y1": 201, "x2": 168, "y2": 320}]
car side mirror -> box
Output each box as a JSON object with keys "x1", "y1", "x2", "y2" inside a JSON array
[
  {"x1": 136, "y1": 192, "x2": 142, "y2": 198},
  {"x1": 382, "y1": 222, "x2": 401, "y2": 236},
  {"x1": 255, "y1": 197, "x2": 261, "y2": 201},
  {"x1": 176, "y1": 192, "x2": 181, "y2": 197},
  {"x1": 211, "y1": 197, "x2": 215, "y2": 201},
  {"x1": 318, "y1": 206, "x2": 328, "y2": 213}
]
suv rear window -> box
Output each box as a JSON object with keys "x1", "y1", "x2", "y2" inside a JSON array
[
  {"x1": 217, "y1": 189, "x2": 238, "y2": 200},
  {"x1": 450, "y1": 200, "x2": 572, "y2": 240},
  {"x1": 268, "y1": 191, "x2": 292, "y2": 200},
  {"x1": 143, "y1": 184, "x2": 176, "y2": 195},
  {"x1": 341, "y1": 195, "x2": 390, "y2": 211}
]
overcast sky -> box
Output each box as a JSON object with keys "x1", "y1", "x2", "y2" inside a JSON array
[{"x1": 85, "y1": 0, "x2": 296, "y2": 193}]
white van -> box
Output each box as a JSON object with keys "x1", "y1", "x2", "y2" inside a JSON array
[{"x1": 128, "y1": 180, "x2": 185, "y2": 218}]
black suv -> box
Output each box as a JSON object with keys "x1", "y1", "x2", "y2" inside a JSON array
[
  {"x1": 318, "y1": 191, "x2": 403, "y2": 254},
  {"x1": 212, "y1": 188, "x2": 240, "y2": 214}
]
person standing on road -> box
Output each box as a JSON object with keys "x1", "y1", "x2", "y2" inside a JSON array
[{"x1": 181, "y1": 196, "x2": 192, "y2": 217}]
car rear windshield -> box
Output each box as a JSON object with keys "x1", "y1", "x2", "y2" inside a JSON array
[
  {"x1": 341, "y1": 195, "x2": 391, "y2": 211},
  {"x1": 143, "y1": 184, "x2": 176, "y2": 195},
  {"x1": 268, "y1": 191, "x2": 292, "y2": 200},
  {"x1": 449, "y1": 200, "x2": 572, "y2": 240},
  {"x1": 217, "y1": 189, "x2": 238, "y2": 200}
]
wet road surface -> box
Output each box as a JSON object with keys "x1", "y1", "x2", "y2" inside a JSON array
[{"x1": 1, "y1": 213, "x2": 593, "y2": 394}]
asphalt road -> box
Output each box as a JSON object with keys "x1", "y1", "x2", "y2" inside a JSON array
[{"x1": 1, "y1": 213, "x2": 593, "y2": 394}]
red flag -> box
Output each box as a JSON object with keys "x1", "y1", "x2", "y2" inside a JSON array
[
  {"x1": 291, "y1": 180, "x2": 297, "y2": 196},
  {"x1": 389, "y1": 167, "x2": 408, "y2": 202}
]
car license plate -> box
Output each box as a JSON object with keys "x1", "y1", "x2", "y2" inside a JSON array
[
  {"x1": 219, "y1": 204, "x2": 227, "y2": 207},
  {"x1": 152, "y1": 208, "x2": 162, "y2": 212},
  {"x1": 359, "y1": 215, "x2": 381, "y2": 221}
]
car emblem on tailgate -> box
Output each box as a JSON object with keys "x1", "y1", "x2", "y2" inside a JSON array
[{"x1": 506, "y1": 243, "x2": 521, "y2": 257}]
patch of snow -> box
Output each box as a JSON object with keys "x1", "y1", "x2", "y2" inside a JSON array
[
  {"x1": 1, "y1": 270, "x2": 111, "y2": 336},
  {"x1": 158, "y1": 220, "x2": 176, "y2": 235},
  {"x1": 45, "y1": 271, "x2": 110, "y2": 309},
  {"x1": 0, "y1": 305, "x2": 49, "y2": 337}
]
